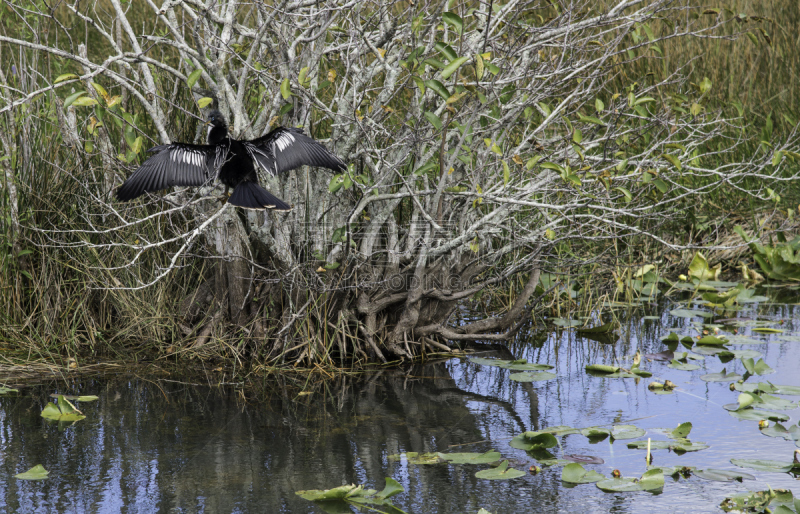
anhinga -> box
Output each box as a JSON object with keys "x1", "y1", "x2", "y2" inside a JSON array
[{"x1": 116, "y1": 110, "x2": 346, "y2": 210}]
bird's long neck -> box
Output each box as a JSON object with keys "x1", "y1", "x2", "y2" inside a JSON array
[{"x1": 208, "y1": 125, "x2": 228, "y2": 145}]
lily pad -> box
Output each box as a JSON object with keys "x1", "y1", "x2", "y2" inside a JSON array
[
  {"x1": 696, "y1": 335, "x2": 728, "y2": 345},
  {"x1": 509, "y1": 431, "x2": 558, "y2": 451},
  {"x1": 538, "y1": 458, "x2": 576, "y2": 467},
  {"x1": 728, "y1": 408, "x2": 790, "y2": 422},
  {"x1": 475, "y1": 460, "x2": 525, "y2": 480},
  {"x1": 585, "y1": 364, "x2": 619, "y2": 374},
  {"x1": 297, "y1": 477, "x2": 404, "y2": 511},
  {"x1": 611, "y1": 425, "x2": 647, "y2": 440},
  {"x1": 581, "y1": 427, "x2": 611, "y2": 442},
  {"x1": 644, "y1": 350, "x2": 674, "y2": 361},
  {"x1": 668, "y1": 359, "x2": 701, "y2": 371},
  {"x1": 742, "y1": 357, "x2": 775, "y2": 376},
  {"x1": 730, "y1": 458, "x2": 795, "y2": 473},
  {"x1": 596, "y1": 469, "x2": 664, "y2": 492},
  {"x1": 564, "y1": 454, "x2": 604, "y2": 465},
  {"x1": 760, "y1": 422, "x2": 792, "y2": 439},
  {"x1": 694, "y1": 468, "x2": 755, "y2": 482},
  {"x1": 670, "y1": 309, "x2": 713, "y2": 318},
  {"x1": 508, "y1": 371, "x2": 557, "y2": 382},
  {"x1": 40, "y1": 395, "x2": 86, "y2": 422},
  {"x1": 387, "y1": 452, "x2": 442, "y2": 464},
  {"x1": 671, "y1": 422, "x2": 693, "y2": 439},
  {"x1": 14, "y1": 465, "x2": 48, "y2": 480},
  {"x1": 539, "y1": 425, "x2": 580, "y2": 436},
  {"x1": 756, "y1": 394, "x2": 797, "y2": 411},
  {"x1": 720, "y1": 489, "x2": 795, "y2": 513},
  {"x1": 671, "y1": 440, "x2": 710, "y2": 453},
  {"x1": 626, "y1": 440, "x2": 672, "y2": 450},
  {"x1": 700, "y1": 368, "x2": 743, "y2": 382},
  {"x1": 561, "y1": 463, "x2": 605, "y2": 484},
  {"x1": 470, "y1": 358, "x2": 553, "y2": 371},
  {"x1": 723, "y1": 335, "x2": 767, "y2": 345},
  {"x1": 438, "y1": 450, "x2": 502, "y2": 465},
  {"x1": 626, "y1": 438, "x2": 707, "y2": 453}
]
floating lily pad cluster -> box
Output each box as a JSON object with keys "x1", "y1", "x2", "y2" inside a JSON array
[
  {"x1": 13, "y1": 393, "x2": 99, "y2": 481},
  {"x1": 586, "y1": 350, "x2": 652, "y2": 378},
  {"x1": 469, "y1": 357, "x2": 557, "y2": 382},
  {"x1": 296, "y1": 477, "x2": 407, "y2": 513}
]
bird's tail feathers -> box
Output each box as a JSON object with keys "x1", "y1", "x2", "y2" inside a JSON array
[{"x1": 229, "y1": 181, "x2": 292, "y2": 211}]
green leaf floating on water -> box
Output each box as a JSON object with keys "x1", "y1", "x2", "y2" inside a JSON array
[
  {"x1": 700, "y1": 368, "x2": 743, "y2": 382},
  {"x1": 694, "y1": 468, "x2": 755, "y2": 482},
  {"x1": 586, "y1": 364, "x2": 619, "y2": 373},
  {"x1": 0, "y1": 386, "x2": 19, "y2": 395},
  {"x1": 539, "y1": 425, "x2": 580, "y2": 436},
  {"x1": 561, "y1": 462, "x2": 605, "y2": 484},
  {"x1": 297, "y1": 477, "x2": 406, "y2": 511},
  {"x1": 41, "y1": 395, "x2": 86, "y2": 422},
  {"x1": 469, "y1": 358, "x2": 553, "y2": 371},
  {"x1": 728, "y1": 408, "x2": 790, "y2": 422},
  {"x1": 671, "y1": 422, "x2": 692, "y2": 439},
  {"x1": 585, "y1": 364, "x2": 651, "y2": 378},
  {"x1": 611, "y1": 425, "x2": 647, "y2": 440},
  {"x1": 758, "y1": 423, "x2": 800, "y2": 444},
  {"x1": 14, "y1": 465, "x2": 48, "y2": 480},
  {"x1": 696, "y1": 335, "x2": 727, "y2": 345},
  {"x1": 509, "y1": 371, "x2": 557, "y2": 382},
  {"x1": 509, "y1": 431, "x2": 558, "y2": 451},
  {"x1": 580, "y1": 427, "x2": 611, "y2": 442},
  {"x1": 474, "y1": 460, "x2": 526, "y2": 480},
  {"x1": 730, "y1": 458, "x2": 797, "y2": 473},
  {"x1": 741, "y1": 357, "x2": 775, "y2": 375},
  {"x1": 627, "y1": 437, "x2": 708, "y2": 453},
  {"x1": 438, "y1": 450, "x2": 502, "y2": 465},
  {"x1": 720, "y1": 488, "x2": 794, "y2": 513},
  {"x1": 596, "y1": 468, "x2": 664, "y2": 492},
  {"x1": 661, "y1": 332, "x2": 680, "y2": 342},
  {"x1": 735, "y1": 382, "x2": 800, "y2": 396},
  {"x1": 668, "y1": 359, "x2": 701, "y2": 371},
  {"x1": 387, "y1": 452, "x2": 442, "y2": 464}
]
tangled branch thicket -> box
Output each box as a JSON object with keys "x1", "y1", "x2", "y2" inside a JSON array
[{"x1": 1, "y1": 0, "x2": 796, "y2": 366}]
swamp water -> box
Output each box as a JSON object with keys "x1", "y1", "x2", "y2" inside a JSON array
[{"x1": 1, "y1": 291, "x2": 800, "y2": 513}]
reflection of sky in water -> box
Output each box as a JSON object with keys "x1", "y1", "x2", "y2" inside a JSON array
[{"x1": 0, "y1": 296, "x2": 797, "y2": 513}]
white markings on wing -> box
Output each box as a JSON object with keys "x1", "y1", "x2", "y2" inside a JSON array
[{"x1": 274, "y1": 131, "x2": 295, "y2": 152}]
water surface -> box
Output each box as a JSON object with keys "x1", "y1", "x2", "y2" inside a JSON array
[{"x1": 1, "y1": 293, "x2": 800, "y2": 513}]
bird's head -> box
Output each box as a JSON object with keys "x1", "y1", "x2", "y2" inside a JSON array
[{"x1": 205, "y1": 110, "x2": 227, "y2": 128}]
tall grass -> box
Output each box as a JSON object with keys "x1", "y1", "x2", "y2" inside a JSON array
[{"x1": 0, "y1": 0, "x2": 798, "y2": 367}]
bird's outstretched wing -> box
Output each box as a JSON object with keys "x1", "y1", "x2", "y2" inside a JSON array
[
  {"x1": 246, "y1": 127, "x2": 346, "y2": 177},
  {"x1": 116, "y1": 143, "x2": 226, "y2": 201}
]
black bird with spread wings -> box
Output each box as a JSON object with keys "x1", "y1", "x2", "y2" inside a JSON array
[{"x1": 116, "y1": 110, "x2": 346, "y2": 210}]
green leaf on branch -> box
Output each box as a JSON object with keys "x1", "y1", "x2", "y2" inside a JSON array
[
  {"x1": 424, "y1": 79, "x2": 451, "y2": 100},
  {"x1": 55, "y1": 73, "x2": 78, "y2": 84},
  {"x1": 441, "y1": 56, "x2": 470, "y2": 79},
  {"x1": 424, "y1": 111, "x2": 442, "y2": 130},
  {"x1": 280, "y1": 78, "x2": 291, "y2": 100},
  {"x1": 197, "y1": 97, "x2": 214, "y2": 108},
  {"x1": 186, "y1": 69, "x2": 202, "y2": 88},
  {"x1": 662, "y1": 153, "x2": 682, "y2": 171},
  {"x1": 442, "y1": 12, "x2": 463, "y2": 34},
  {"x1": 71, "y1": 96, "x2": 98, "y2": 107}
]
